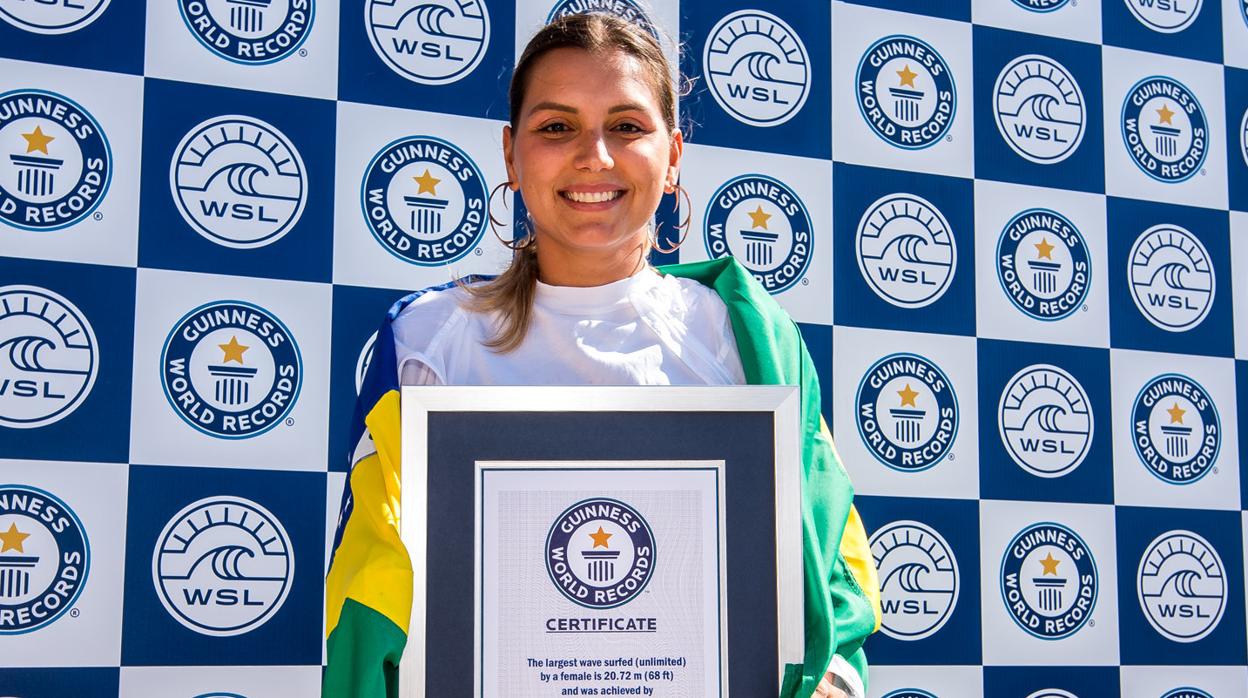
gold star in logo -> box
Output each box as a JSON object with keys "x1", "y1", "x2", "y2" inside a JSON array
[
  {"x1": 1034, "y1": 237, "x2": 1055, "y2": 260},
  {"x1": 896, "y1": 64, "x2": 918, "y2": 88},
  {"x1": 896, "y1": 383, "x2": 919, "y2": 407},
  {"x1": 413, "y1": 169, "x2": 441, "y2": 196},
  {"x1": 1167, "y1": 402, "x2": 1186, "y2": 425},
  {"x1": 588, "y1": 526, "x2": 612, "y2": 549},
  {"x1": 218, "y1": 335, "x2": 249, "y2": 365},
  {"x1": 1156, "y1": 103, "x2": 1175, "y2": 126},
  {"x1": 747, "y1": 205, "x2": 771, "y2": 230},
  {"x1": 1039, "y1": 552, "x2": 1061, "y2": 575},
  {"x1": 0, "y1": 523, "x2": 30, "y2": 553},
  {"x1": 21, "y1": 125, "x2": 54, "y2": 155}
]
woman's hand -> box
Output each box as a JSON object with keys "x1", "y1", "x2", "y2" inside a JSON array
[{"x1": 810, "y1": 670, "x2": 849, "y2": 698}]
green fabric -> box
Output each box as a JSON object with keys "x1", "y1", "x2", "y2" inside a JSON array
[
  {"x1": 661, "y1": 258, "x2": 875, "y2": 698},
  {"x1": 324, "y1": 598, "x2": 407, "y2": 698}
]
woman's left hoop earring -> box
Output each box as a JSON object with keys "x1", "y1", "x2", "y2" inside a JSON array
[
  {"x1": 487, "y1": 181, "x2": 534, "y2": 251},
  {"x1": 652, "y1": 182, "x2": 692, "y2": 254}
]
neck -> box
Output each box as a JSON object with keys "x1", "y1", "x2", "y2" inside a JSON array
[{"x1": 534, "y1": 235, "x2": 651, "y2": 287}]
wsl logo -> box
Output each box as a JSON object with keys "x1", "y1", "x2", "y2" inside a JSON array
[
  {"x1": 0, "y1": 286, "x2": 98, "y2": 429},
  {"x1": 703, "y1": 174, "x2": 811, "y2": 294},
  {"x1": 366, "y1": 0, "x2": 490, "y2": 85},
  {"x1": 856, "y1": 353, "x2": 958, "y2": 472},
  {"x1": 702, "y1": 10, "x2": 810, "y2": 127},
  {"x1": 170, "y1": 115, "x2": 307, "y2": 249},
  {"x1": 160, "y1": 301, "x2": 302, "y2": 439},
  {"x1": 1011, "y1": 0, "x2": 1071, "y2": 11},
  {"x1": 998, "y1": 365, "x2": 1093, "y2": 478},
  {"x1": 856, "y1": 35, "x2": 955, "y2": 150},
  {"x1": 153, "y1": 496, "x2": 293, "y2": 636},
  {"x1": 0, "y1": 485, "x2": 89, "y2": 634},
  {"x1": 361, "y1": 135, "x2": 487, "y2": 266},
  {"x1": 545, "y1": 498, "x2": 655, "y2": 610},
  {"x1": 870, "y1": 520, "x2": 959, "y2": 641},
  {"x1": 1138, "y1": 530, "x2": 1225, "y2": 643},
  {"x1": 1000, "y1": 522, "x2": 1097, "y2": 640},
  {"x1": 1121, "y1": 77, "x2": 1207, "y2": 183},
  {"x1": 546, "y1": 0, "x2": 656, "y2": 38},
  {"x1": 1124, "y1": 0, "x2": 1202, "y2": 33},
  {"x1": 993, "y1": 56, "x2": 1085, "y2": 164},
  {"x1": 1128, "y1": 224, "x2": 1214, "y2": 332},
  {"x1": 1131, "y1": 374, "x2": 1220, "y2": 485},
  {"x1": 855, "y1": 193, "x2": 956, "y2": 308},
  {"x1": 0, "y1": 0, "x2": 111, "y2": 34},
  {"x1": 997, "y1": 209, "x2": 1090, "y2": 321},
  {"x1": 0, "y1": 89, "x2": 111, "y2": 232},
  {"x1": 178, "y1": 0, "x2": 313, "y2": 65}
]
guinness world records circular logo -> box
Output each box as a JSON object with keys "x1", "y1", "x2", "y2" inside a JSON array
[
  {"x1": 0, "y1": 485, "x2": 89, "y2": 634},
  {"x1": 545, "y1": 497, "x2": 655, "y2": 610}
]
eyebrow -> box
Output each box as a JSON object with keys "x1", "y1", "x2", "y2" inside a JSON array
[{"x1": 527, "y1": 101, "x2": 650, "y2": 115}]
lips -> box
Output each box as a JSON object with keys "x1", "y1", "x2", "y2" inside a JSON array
[{"x1": 561, "y1": 190, "x2": 624, "y2": 203}]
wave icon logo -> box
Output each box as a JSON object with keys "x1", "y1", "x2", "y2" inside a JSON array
[
  {"x1": 1121, "y1": 76, "x2": 1207, "y2": 183},
  {"x1": 1124, "y1": 0, "x2": 1202, "y2": 33},
  {"x1": 0, "y1": 286, "x2": 98, "y2": 429},
  {"x1": 366, "y1": 0, "x2": 490, "y2": 85},
  {"x1": 170, "y1": 115, "x2": 307, "y2": 249},
  {"x1": 0, "y1": 0, "x2": 111, "y2": 34},
  {"x1": 1138, "y1": 530, "x2": 1225, "y2": 643},
  {"x1": 998, "y1": 364, "x2": 1093, "y2": 478},
  {"x1": 178, "y1": 0, "x2": 314, "y2": 65},
  {"x1": 870, "y1": 521, "x2": 959, "y2": 641},
  {"x1": 856, "y1": 193, "x2": 956, "y2": 309},
  {"x1": 994, "y1": 55, "x2": 1085, "y2": 164},
  {"x1": 153, "y1": 496, "x2": 294, "y2": 636},
  {"x1": 1128, "y1": 224, "x2": 1214, "y2": 332},
  {"x1": 702, "y1": 9, "x2": 810, "y2": 127}
]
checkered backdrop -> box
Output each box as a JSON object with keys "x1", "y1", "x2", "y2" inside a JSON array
[{"x1": 0, "y1": 0, "x2": 1246, "y2": 696}]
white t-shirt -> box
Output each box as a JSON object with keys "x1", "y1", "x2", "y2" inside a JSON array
[{"x1": 391, "y1": 268, "x2": 747, "y2": 386}]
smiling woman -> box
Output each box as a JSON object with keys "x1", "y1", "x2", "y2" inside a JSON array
[{"x1": 323, "y1": 13, "x2": 879, "y2": 698}]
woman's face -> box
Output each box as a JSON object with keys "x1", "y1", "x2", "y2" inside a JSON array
[{"x1": 504, "y1": 47, "x2": 681, "y2": 284}]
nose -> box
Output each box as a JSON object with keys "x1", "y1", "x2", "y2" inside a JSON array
[{"x1": 573, "y1": 130, "x2": 614, "y2": 172}]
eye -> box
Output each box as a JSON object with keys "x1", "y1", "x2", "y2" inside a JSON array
[
  {"x1": 537, "y1": 122, "x2": 571, "y2": 134},
  {"x1": 613, "y1": 121, "x2": 651, "y2": 135}
]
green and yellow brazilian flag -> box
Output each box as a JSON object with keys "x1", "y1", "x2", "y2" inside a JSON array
[{"x1": 324, "y1": 257, "x2": 881, "y2": 698}]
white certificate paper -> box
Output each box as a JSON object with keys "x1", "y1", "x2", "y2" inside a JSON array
[{"x1": 477, "y1": 462, "x2": 727, "y2": 698}]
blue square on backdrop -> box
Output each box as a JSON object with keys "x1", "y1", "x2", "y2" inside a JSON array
[
  {"x1": 0, "y1": 257, "x2": 133, "y2": 463},
  {"x1": 976, "y1": 339, "x2": 1114, "y2": 504},
  {"x1": 983, "y1": 666, "x2": 1120, "y2": 697},
  {"x1": 121, "y1": 465, "x2": 325, "y2": 665},
  {"x1": 1227, "y1": 67, "x2": 1248, "y2": 213},
  {"x1": 680, "y1": 0, "x2": 831, "y2": 159},
  {"x1": 836, "y1": 0, "x2": 970, "y2": 22},
  {"x1": 328, "y1": 283, "x2": 409, "y2": 472},
  {"x1": 854, "y1": 495, "x2": 982, "y2": 665},
  {"x1": 972, "y1": 25, "x2": 1105, "y2": 194},
  {"x1": 0, "y1": 1, "x2": 143, "y2": 75},
  {"x1": 338, "y1": 0, "x2": 514, "y2": 120},
  {"x1": 1106, "y1": 197, "x2": 1233, "y2": 356},
  {"x1": 833, "y1": 163, "x2": 975, "y2": 336},
  {"x1": 1103, "y1": 0, "x2": 1223, "y2": 64},
  {"x1": 1116, "y1": 506, "x2": 1247, "y2": 665},
  {"x1": 0, "y1": 668, "x2": 118, "y2": 697},
  {"x1": 1239, "y1": 360, "x2": 1247, "y2": 511},
  {"x1": 797, "y1": 322, "x2": 833, "y2": 428},
  {"x1": 136, "y1": 78, "x2": 336, "y2": 283}
]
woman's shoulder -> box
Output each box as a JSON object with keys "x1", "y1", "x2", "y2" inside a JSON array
[{"x1": 390, "y1": 278, "x2": 487, "y2": 357}]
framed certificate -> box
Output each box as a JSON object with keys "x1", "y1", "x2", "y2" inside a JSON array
[{"x1": 399, "y1": 386, "x2": 803, "y2": 698}]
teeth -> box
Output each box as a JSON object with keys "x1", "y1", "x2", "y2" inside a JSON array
[{"x1": 564, "y1": 190, "x2": 621, "y2": 203}]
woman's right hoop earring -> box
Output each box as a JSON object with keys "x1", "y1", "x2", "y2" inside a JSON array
[
  {"x1": 651, "y1": 183, "x2": 692, "y2": 255},
  {"x1": 488, "y1": 181, "x2": 534, "y2": 251}
]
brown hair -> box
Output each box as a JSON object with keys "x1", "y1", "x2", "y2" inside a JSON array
[{"x1": 460, "y1": 12, "x2": 679, "y2": 352}]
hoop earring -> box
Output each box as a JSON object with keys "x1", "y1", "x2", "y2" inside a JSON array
[
  {"x1": 652, "y1": 182, "x2": 692, "y2": 254},
  {"x1": 488, "y1": 181, "x2": 534, "y2": 251}
]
